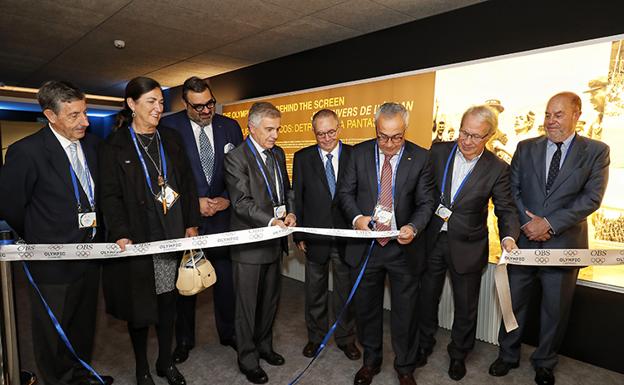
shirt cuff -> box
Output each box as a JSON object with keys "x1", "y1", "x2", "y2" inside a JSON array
[{"x1": 544, "y1": 217, "x2": 555, "y2": 234}]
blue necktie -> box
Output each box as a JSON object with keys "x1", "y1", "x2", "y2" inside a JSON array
[
  {"x1": 325, "y1": 153, "x2": 336, "y2": 198},
  {"x1": 199, "y1": 127, "x2": 214, "y2": 185},
  {"x1": 69, "y1": 143, "x2": 90, "y2": 198}
]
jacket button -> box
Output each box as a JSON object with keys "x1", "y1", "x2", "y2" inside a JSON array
[{"x1": 139, "y1": 200, "x2": 145, "y2": 205}]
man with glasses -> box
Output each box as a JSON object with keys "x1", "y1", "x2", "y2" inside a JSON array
[
  {"x1": 337, "y1": 102, "x2": 434, "y2": 385},
  {"x1": 161, "y1": 76, "x2": 243, "y2": 363},
  {"x1": 416, "y1": 105, "x2": 519, "y2": 381},
  {"x1": 292, "y1": 109, "x2": 360, "y2": 361}
]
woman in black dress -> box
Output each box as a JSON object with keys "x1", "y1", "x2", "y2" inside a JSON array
[{"x1": 99, "y1": 77, "x2": 200, "y2": 385}]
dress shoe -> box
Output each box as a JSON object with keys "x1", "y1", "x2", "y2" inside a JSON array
[
  {"x1": 302, "y1": 341, "x2": 320, "y2": 358},
  {"x1": 259, "y1": 351, "x2": 285, "y2": 366},
  {"x1": 136, "y1": 373, "x2": 155, "y2": 385},
  {"x1": 448, "y1": 359, "x2": 466, "y2": 381},
  {"x1": 415, "y1": 346, "x2": 432, "y2": 368},
  {"x1": 78, "y1": 374, "x2": 115, "y2": 385},
  {"x1": 172, "y1": 344, "x2": 192, "y2": 364},
  {"x1": 338, "y1": 343, "x2": 361, "y2": 360},
  {"x1": 220, "y1": 338, "x2": 237, "y2": 351},
  {"x1": 156, "y1": 365, "x2": 186, "y2": 385},
  {"x1": 534, "y1": 367, "x2": 555, "y2": 385},
  {"x1": 397, "y1": 372, "x2": 417, "y2": 385},
  {"x1": 354, "y1": 365, "x2": 381, "y2": 385},
  {"x1": 488, "y1": 358, "x2": 519, "y2": 376},
  {"x1": 240, "y1": 367, "x2": 268, "y2": 384}
]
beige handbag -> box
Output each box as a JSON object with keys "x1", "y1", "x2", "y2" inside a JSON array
[{"x1": 176, "y1": 249, "x2": 217, "y2": 296}]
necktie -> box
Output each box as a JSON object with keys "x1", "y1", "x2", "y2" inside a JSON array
[
  {"x1": 69, "y1": 143, "x2": 90, "y2": 200},
  {"x1": 325, "y1": 153, "x2": 336, "y2": 198},
  {"x1": 199, "y1": 127, "x2": 215, "y2": 185},
  {"x1": 263, "y1": 149, "x2": 279, "y2": 204},
  {"x1": 545, "y1": 142, "x2": 563, "y2": 193},
  {"x1": 377, "y1": 154, "x2": 394, "y2": 246}
]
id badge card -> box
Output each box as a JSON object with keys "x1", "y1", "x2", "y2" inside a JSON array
[
  {"x1": 156, "y1": 184, "x2": 180, "y2": 210},
  {"x1": 435, "y1": 203, "x2": 453, "y2": 222},
  {"x1": 78, "y1": 212, "x2": 97, "y2": 228},
  {"x1": 373, "y1": 204, "x2": 393, "y2": 226},
  {"x1": 273, "y1": 205, "x2": 287, "y2": 219}
]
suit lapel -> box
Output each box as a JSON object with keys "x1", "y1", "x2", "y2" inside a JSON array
[
  {"x1": 443, "y1": 144, "x2": 455, "y2": 205},
  {"x1": 43, "y1": 127, "x2": 73, "y2": 193},
  {"x1": 212, "y1": 120, "x2": 227, "y2": 191},
  {"x1": 393, "y1": 144, "x2": 412, "y2": 208},
  {"x1": 547, "y1": 134, "x2": 586, "y2": 197},
  {"x1": 81, "y1": 138, "x2": 97, "y2": 188},
  {"x1": 531, "y1": 136, "x2": 548, "y2": 195},
  {"x1": 367, "y1": 142, "x2": 378, "y2": 202}
]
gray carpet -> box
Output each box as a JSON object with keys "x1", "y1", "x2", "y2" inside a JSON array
[{"x1": 13, "y1": 268, "x2": 624, "y2": 385}]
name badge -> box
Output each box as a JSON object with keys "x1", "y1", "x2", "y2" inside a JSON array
[
  {"x1": 156, "y1": 184, "x2": 180, "y2": 210},
  {"x1": 274, "y1": 205, "x2": 286, "y2": 219},
  {"x1": 78, "y1": 212, "x2": 97, "y2": 228},
  {"x1": 435, "y1": 204, "x2": 453, "y2": 222},
  {"x1": 373, "y1": 204, "x2": 393, "y2": 226}
]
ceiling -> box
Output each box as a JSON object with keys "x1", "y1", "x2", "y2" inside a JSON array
[{"x1": 0, "y1": 0, "x2": 484, "y2": 97}]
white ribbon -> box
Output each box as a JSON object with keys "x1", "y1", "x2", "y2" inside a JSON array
[
  {"x1": 495, "y1": 248, "x2": 624, "y2": 332},
  {"x1": 0, "y1": 227, "x2": 399, "y2": 262}
]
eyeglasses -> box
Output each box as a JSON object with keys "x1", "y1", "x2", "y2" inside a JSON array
[
  {"x1": 186, "y1": 98, "x2": 217, "y2": 112},
  {"x1": 377, "y1": 133, "x2": 404, "y2": 143},
  {"x1": 315, "y1": 129, "x2": 337, "y2": 139},
  {"x1": 458, "y1": 129, "x2": 489, "y2": 142}
]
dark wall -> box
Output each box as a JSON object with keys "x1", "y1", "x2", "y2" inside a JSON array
[{"x1": 208, "y1": 0, "x2": 624, "y2": 103}]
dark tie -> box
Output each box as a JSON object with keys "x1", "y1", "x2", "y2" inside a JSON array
[
  {"x1": 198, "y1": 127, "x2": 214, "y2": 185},
  {"x1": 377, "y1": 154, "x2": 394, "y2": 246},
  {"x1": 545, "y1": 142, "x2": 563, "y2": 193},
  {"x1": 325, "y1": 153, "x2": 336, "y2": 198},
  {"x1": 263, "y1": 149, "x2": 279, "y2": 204}
]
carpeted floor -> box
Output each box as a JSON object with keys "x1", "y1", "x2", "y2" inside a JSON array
[{"x1": 13, "y1": 267, "x2": 624, "y2": 385}]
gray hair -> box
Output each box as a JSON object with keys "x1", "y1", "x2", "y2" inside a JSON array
[
  {"x1": 311, "y1": 109, "x2": 339, "y2": 130},
  {"x1": 37, "y1": 80, "x2": 85, "y2": 114},
  {"x1": 460, "y1": 105, "x2": 499, "y2": 134},
  {"x1": 374, "y1": 102, "x2": 409, "y2": 127},
  {"x1": 248, "y1": 102, "x2": 281, "y2": 127}
]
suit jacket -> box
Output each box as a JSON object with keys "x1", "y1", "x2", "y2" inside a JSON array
[
  {"x1": 511, "y1": 134, "x2": 609, "y2": 249},
  {"x1": 161, "y1": 111, "x2": 243, "y2": 235},
  {"x1": 224, "y1": 141, "x2": 295, "y2": 264},
  {"x1": 426, "y1": 141, "x2": 520, "y2": 274},
  {"x1": 337, "y1": 139, "x2": 435, "y2": 274},
  {"x1": 292, "y1": 143, "x2": 353, "y2": 263},
  {"x1": 0, "y1": 126, "x2": 101, "y2": 284},
  {"x1": 98, "y1": 125, "x2": 200, "y2": 324}
]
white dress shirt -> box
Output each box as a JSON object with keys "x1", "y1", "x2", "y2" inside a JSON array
[{"x1": 49, "y1": 124, "x2": 95, "y2": 191}]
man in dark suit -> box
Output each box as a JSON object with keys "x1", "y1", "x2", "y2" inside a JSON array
[
  {"x1": 489, "y1": 92, "x2": 610, "y2": 385},
  {"x1": 417, "y1": 105, "x2": 520, "y2": 381},
  {"x1": 0, "y1": 81, "x2": 113, "y2": 385},
  {"x1": 161, "y1": 76, "x2": 243, "y2": 363},
  {"x1": 337, "y1": 102, "x2": 435, "y2": 385},
  {"x1": 292, "y1": 109, "x2": 360, "y2": 361},
  {"x1": 224, "y1": 102, "x2": 296, "y2": 384}
]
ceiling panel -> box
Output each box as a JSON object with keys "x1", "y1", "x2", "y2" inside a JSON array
[
  {"x1": 270, "y1": 16, "x2": 359, "y2": 45},
  {"x1": 212, "y1": 30, "x2": 320, "y2": 62},
  {"x1": 185, "y1": 52, "x2": 255, "y2": 69},
  {"x1": 264, "y1": 0, "x2": 348, "y2": 13},
  {"x1": 373, "y1": 0, "x2": 486, "y2": 19},
  {"x1": 146, "y1": 61, "x2": 231, "y2": 87},
  {"x1": 313, "y1": 0, "x2": 413, "y2": 33}
]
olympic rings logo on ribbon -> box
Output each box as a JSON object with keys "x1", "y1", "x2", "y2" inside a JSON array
[
  {"x1": 563, "y1": 249, "x2": 578, "y2": 257},
  {"x1": 535, "y1": 257, "x2": 549, "y2": 264},
  {"x1": 591, "y1": 257, "x2": 606, "y2": 264}
]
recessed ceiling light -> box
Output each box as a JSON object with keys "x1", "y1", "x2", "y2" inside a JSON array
[{"x1": 113, "y1": 40, "x2": 126, "y2": 49}]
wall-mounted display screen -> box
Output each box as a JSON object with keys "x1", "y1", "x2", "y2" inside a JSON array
[{"x1": 222, "y1": 36, "x2": 624, "y2": 290}]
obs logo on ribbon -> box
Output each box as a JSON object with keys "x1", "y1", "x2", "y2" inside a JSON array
[
  {"x1": 535, "y1": 257, "x2": 549, "y2": 264},
  {"x1": 17, "y1": 245, "x2": 35, "y2": 252},
  {"x1": 563, "y1": 250, "x2": 578, "y2": 257},
  {"x1": 591, "y1": 257, "x2": 606, "y2": 264}
]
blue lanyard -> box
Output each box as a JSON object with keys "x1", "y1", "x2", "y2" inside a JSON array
[
  {"x1": 129, "y1": 127, "x2": 168, "y2": 195},
  {"x1": 246, "y1": 138, "x2": 283, "y2": 205},
  {"x1": 440, "y1": 142, "x2": 477, "y2": 207},
  {"x1": 374, "y1": 143, "x2": 404, "y2": 201},
  {"x1": 68, "y1": 162, "x2": 95, "y2": 211}
]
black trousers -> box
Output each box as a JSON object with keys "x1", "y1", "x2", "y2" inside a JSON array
[
  {"x1": 353, "y1": 241, "x2": 420, "y2": 375},
  {"x1": 304, "y1": 246, "x2": 356, "y2": 346},
  {"x1": 497, "y1": 265, "x2": 579, "y2": 369},
  {"x1": 233, "y1": 260, "x2": 281, "y2": 371},
  {"x1": 29, "y1": 266, "x2": 100, "y2": 385},
  {"x1": 175, "y1": 246, "x2": 235, "y2": 347},
  {"x1": 418, "y1": 233, "x2": 482, "y2": 360}
]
